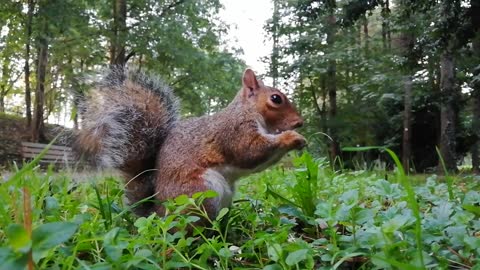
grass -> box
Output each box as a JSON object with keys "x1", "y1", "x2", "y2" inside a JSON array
[{"x1": 0, "y1": 152, "x2": 480, "y2": 269}]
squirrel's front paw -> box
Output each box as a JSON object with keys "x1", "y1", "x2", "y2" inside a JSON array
[{"x1": 280, "y1": 130, "x2": 307, "y2": 150}]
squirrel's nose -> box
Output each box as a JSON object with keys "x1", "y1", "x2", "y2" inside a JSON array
[{"x1": 292, "y1": 119, "x2": 303, "y2": 129}]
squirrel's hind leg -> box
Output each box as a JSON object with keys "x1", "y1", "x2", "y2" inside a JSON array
[
  {"x1": 123, "y1": 170, "x2": 157, "y2": 217},
  {"x1": 152, "y1": 171, "x2": 227, "y2": 232}
]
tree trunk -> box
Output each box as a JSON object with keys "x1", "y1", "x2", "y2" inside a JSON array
[
  {"x1": 73, "y1": 59, "x2": 84, "y2": 130},
  {"x1": 110, "y1": 0, "x2": 127, "y2": 66},
  {"x1": 402, "y1": 76, "x2": 412, "y2": 172},
  {"x1": 399, "y1": 0, "x2": 415, "y2": 172},
  {"x1": 471, "y1": 0, "x2": 480, "y2": 173},
  {"x1": 320, "y1": 76, "x2": 327, "y2": 133},
  {"x1": 439, "y1": 50, "x2": 458, "y2": 172},
  {"x1": 363, "y1": 14, "x2": 369, "y2": 57},
  {"x1": 24, "y1": 0, "x2": 34, "y2": 127},
  {"x1": 381, "y1": 0, "x2": 391, "y2": 50},
  {"x1": 472, "y1": 91, "x2": 480, "y2": 173},
  {"x1": 32, "y1": 20, "x2": 49, "y2": 143},
  {"x1": 271, "y1": 0, "x2": 279, "y2": 88},
  {"x1": 386, "y1": 0, "x2": 391, "y2": 49},
  {"x1": 138, "y1": 54, "x2": 143, "y2": 72},
  {"x1": 326, "y1": 0, "x2": 340, "y2": 163},
  {"x1": 0, "y1": 61, "x2": 7, "y2": 112},
  {"x1": 357, "y1": 23, "x2": 362, "y2": 48}
]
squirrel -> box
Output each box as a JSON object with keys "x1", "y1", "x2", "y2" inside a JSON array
[{"x1": 77, "y1": 67, "x2": 306, "y2": 221}]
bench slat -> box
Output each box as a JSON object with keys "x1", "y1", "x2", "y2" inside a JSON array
[
  {"x1": 20, "y1": 141, "x2": 77, "y2": 165},
  {"x1": 23, "y1": 153, "x2": 75, "y2": 159},
  {"x1": 21, "y1": 152, "x2": 75, "y2": 161},
  {"x1": 21, "y1": 142, "x2": 72, "y2": 151},
  {"x1": 37, "y1": 160, "x2": 75, "y2": 164},
  {"x1": 21, "y1": 147, "x2": 73, "y2": 157}
]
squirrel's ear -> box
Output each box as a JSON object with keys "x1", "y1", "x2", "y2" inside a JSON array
[{"x1": 242, "y1": 69, "x2": 263, "y2": 98}]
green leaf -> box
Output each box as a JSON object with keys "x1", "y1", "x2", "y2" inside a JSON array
[
  {"x1": 285, "y1": 249, "x2": 309, "y2": 266},
  {"x1": 6, "y1": 224, "x2": 31, "y2": 253},
  {"x1": 278, "y1": 204, "x2": 305, "y2": 220},
  {"x1": 0, "y1": 247, "x2": 27, "y2": 270},
  {"x1": 382, "y1": 214, "x2": 410, "y2": 233},
  {"x1": 263, "y1": 264, "x2": 282, "y2": 270},
  {"x1": 203, "y1": 190, "x2": 219, "y2": 198},
  {"x1": 174, "y1": 194, "x2": 190, "y2": 205},
  {"x1": 218, "y1": 247, "x2": 232, "y2": 258},
  {"x1": 103, "y1": 227, "x2": 124, "y2": 261},
  {"x1": 45, "y1": 196, "x2": 60, "y2": 212},
  {"x1": 372, "y1": 255, "x2": 423, "y2": 270},
  {"x1": 463, "y1": 204, "x2": 480, "y2": 217},
  {"x1": 216, "y1": 207, "x2": 229, "y2": 221},
  {"x1": 32, "y1": 222, "x2": 78, "y2": 262},
  {"x1": 339, "y1": 189, "x2": 359, "y2": 205},
  {"x1": 267, "y1": 243, "x2": 283, "y2": 262}
]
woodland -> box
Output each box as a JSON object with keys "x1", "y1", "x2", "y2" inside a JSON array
[
  {"x1": 0, "y1": 0, "x2": 479, "y2": 172},
  {"x1": 0, "y1": 0, "x2": 480, "y2": 269}
]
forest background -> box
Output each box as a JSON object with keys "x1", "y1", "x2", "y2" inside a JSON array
[{"x1": 0, "y1": 0, "x2": 479, "y2": 173}]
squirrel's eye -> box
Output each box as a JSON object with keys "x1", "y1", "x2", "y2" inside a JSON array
[{"x1": 270, "y1": 94, "x2": 282, "y2": 104}]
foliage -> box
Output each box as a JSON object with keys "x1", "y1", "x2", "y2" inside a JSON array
[
  {"x1": 1, "y1": 152, "x2": 479, "y2": 269},
  {"x1": 0, "y1": 0, "x2": 245, "y2": 124},
  {"x1": 264, "y1": 0, "x2": 478, "y2": 171}
]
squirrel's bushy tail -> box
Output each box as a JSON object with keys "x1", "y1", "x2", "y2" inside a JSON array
[{"x1": 76, "y1": 67, "x2": 179, "y2": 216}]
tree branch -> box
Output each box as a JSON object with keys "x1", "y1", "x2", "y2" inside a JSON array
[
  {"x1": 159, "y1": 0, "x2": 186, "y2": 17},
  {"x1": 125, "y1": 50, "x2": 136, "y2": 63}
]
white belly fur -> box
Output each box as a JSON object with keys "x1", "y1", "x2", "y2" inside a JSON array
[
  {"x1": 202, "y1": 168, "x2": 234, "y2": 212},
  {"x1": 202, "y1": 150, "x2": 287, "y2": 213}
]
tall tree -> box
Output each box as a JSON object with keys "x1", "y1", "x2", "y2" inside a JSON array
[
  {"x1": 326, "y1": 0, "x2": 340, "y2": 162},
  {"x1": 0, "y1": 1, "x2": 23, "y2": 113},
  {"x1": 32, "y1": 13, "x2": 49, "y2": 142},
  {"x1": 24, "y1": 0, "x2": 34, "y2": 127},
  {"x1": 471, "y1": 0, "x2": 480, "y2": 173},
  {"x1": 110, "y1": 0, "x2": 127, "y2": 66},
  {"x1": 381, "y1": 0, "x2": 391, "y2": 50},
  {"x1": 398, "y1": 0, "x2": 416, "y2": 172},
  {"x1": 362, "y1": 14, "x2": 369, "y2": 56},
  {"x1": 0, "y1": 60, "x2": 22, "y2": 112},
  {"x1": 271, "y1": 0, "x2": 280, "y2": 88},
  {"x1": 438, "y1": 0, "x2": 461, "y2": 172}
]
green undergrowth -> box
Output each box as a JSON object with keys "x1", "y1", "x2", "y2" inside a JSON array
[{"x1": 1, "y1": 152, "x2": 479, "y2": 270}]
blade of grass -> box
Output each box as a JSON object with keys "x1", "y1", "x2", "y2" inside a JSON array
[
  {"x1": 23, "y1": 186, "x2": 33, "y2": 270},
  {"x1": 343, "y1": 146, "x2": 425, "y2": 269},
  {"x1": 383, "y1": 148, "x2": 425, "y2": 269},
  {"x1": 91, "y1": 183, "x2": 110, "y2": 230},
  {"x1": 435, "y1": 146, "x2": 454, "y2": 200},
  {"x1": 332, "y1": 252, "x2": 365, "y2": 270},
  {"x1": 6, "y1": 136, "x2": 60, "y2": 187},
  {"x1": 7, "y1": 137, "x2": 60, "y2": 269},
  {"x1": 266, "y1": 185, "x2": 301, "y2": 208}
]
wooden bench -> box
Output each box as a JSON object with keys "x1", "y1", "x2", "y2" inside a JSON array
[{"x1": 21, "y1": 142, "x2": 76, "y2": 166}]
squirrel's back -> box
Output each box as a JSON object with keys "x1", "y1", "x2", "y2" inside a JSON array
[{"x1": 76, "y1": 67, "x2": 179, "y2": 215}]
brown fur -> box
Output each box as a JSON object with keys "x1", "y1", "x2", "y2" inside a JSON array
[{"x1": 151, "y1": 69, "x2": 305, "y2": 221}]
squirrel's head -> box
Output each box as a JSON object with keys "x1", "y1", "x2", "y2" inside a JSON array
[{"x1": 240, "y1": 69, "x2": 303, "y2": 134}]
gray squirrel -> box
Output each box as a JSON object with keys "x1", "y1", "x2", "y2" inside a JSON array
[{"x1": 77, "y1": 67, "x2": 305, "y2": 222}]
